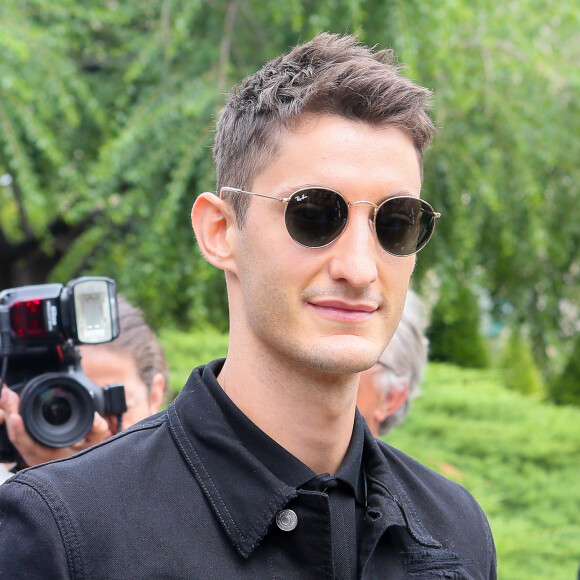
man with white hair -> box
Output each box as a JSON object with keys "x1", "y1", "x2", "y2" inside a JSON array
[{"x1": 357, "y1": 289, "x2": 428, "y2": 437}]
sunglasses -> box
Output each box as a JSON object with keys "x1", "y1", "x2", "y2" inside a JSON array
[{"x1": 220, "y1": 186, "x2": 441, "y2": 257}]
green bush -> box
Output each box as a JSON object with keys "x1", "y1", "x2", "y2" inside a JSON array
[
  {"x1": 427, "y1": 284, "x2": 489, "y2": 368},
  {"x1": 160, "y1": 327, "x2": 229, "y2": 400},
  {"x1": 387, "y1": 363, "x2": 580, "y2": 580},
  {"x1": 549, "y1": 333, "x2": 580, "y2": 406},
  {"x1": 500, "y1": 329, "x2": 545, "y2": 397}
]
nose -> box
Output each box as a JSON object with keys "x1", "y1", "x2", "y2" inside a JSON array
[{"x1": 327, "y1": 204, "x2": 378, "y2": 288}]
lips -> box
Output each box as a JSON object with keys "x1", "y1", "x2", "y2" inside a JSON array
[{"x1": 307, "y1": 299, "x2": 379, "y2": 322}]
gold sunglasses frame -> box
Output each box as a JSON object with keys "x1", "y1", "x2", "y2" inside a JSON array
[{"x1": 220, "y1": 186, "x2": 441, "y2": 256}]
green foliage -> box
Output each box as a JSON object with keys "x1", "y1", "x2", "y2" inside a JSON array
[
  {"x1": 499, "y1": 328, "x2": 545, "y2": 396},
  {"x1": 427, "y1": 283, "x2": 489, "y2": 368},
  {"x1": 548, "y1": 332, "x2": 580, "y2": 406},
  {"x1": 387, "y1": 363, "x2": 580, "y2": 580},
  {"x1": 2, "y1": 0, "x2": 579, "y2": 380},
  {"x1": 159, "y1": 327, "x2": 229, "y2": 399},
  {"x1": 0, "y1": 0, "x2": 104, "y2": 230}
]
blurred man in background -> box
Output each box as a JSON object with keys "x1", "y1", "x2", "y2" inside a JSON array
[{"x1": 357, "y1": 289, "x2": 428, "y2": 437}]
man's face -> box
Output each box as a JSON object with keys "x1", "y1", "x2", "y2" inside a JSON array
[{"x1": 227, "y1": 115, "x2": 422, "y2": 375}]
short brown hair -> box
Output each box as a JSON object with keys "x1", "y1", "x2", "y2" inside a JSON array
[{"x1": 213, "y1": 32, "x2": 435, "y2": 225}]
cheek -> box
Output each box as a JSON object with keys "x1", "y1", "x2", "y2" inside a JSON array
[
  {"x1": 378, "y1": 255, "x2": 415, "y2": 319},
  {"x1": 239, "y1": 206, "x2": 320, "y2": 282},
  {"x1": 379, "y1": 254, "x2": 415, "y2": 283},
  {"x1": 238, "y1": 241, "x2": 295, "y2": 314}
]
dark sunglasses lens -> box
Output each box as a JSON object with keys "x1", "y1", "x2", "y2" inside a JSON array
[
  {"x1": 375, "y1": 198, "x2": 435, "y2": 256},
  {"x1": 285, "y1": 189, "x2": 348, "y2": 247}
]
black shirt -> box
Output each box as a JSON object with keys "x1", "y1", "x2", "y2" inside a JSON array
[
  {"x1": 208, "y1": 359, "x2": 366, "y2": 578},
  {"x1": 0, "y1": 359, "x2": 497, "y2": 579}
]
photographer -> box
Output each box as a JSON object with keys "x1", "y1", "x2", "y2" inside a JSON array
[{"x1": 0, "y1": 296, "x2": 167, "y2": 480}]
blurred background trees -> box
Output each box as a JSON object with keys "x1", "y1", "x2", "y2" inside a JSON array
[{"x1": 1, "y1": 0, "x2": 579, "y2": 402}]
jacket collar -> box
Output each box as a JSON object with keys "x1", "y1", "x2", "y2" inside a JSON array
[
  {"x1": 168, "y1": 360, "x2": 439, "y2": 557},
  {"x1": 361, "y1": 430, "x2": 442, "y2": 549}
]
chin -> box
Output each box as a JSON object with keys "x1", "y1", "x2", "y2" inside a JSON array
[{"x1": 295, "y1": 337, "x2": 383, "y2": 375}]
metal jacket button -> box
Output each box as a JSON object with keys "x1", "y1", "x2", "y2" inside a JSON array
[{"x1": 276, "y1": 509, "x2": 298, "y2": 531}]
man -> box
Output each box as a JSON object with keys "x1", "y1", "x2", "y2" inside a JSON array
[
  {"x1": 357, "y1": 289, "x2": 427, "y2": 437},
  {"x1": 0, "y1": 33, "x2": 496, "y2": 578}
]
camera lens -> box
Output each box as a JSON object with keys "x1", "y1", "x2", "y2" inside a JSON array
[
  {"x1": 19, "y1": 373, "x2": 96, "y2": 447},
  {"x1": 40, "y1": 389, "x2": 74, "y2": 426}
]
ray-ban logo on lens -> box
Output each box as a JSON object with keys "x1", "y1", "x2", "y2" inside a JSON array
[{"x1": 295, "y1": 194, "x2": 307, "y2": 202}]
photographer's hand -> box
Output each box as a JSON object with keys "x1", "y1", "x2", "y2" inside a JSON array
[{"x1": 0, "y1": 386, "x2": 112, "y2": 468}]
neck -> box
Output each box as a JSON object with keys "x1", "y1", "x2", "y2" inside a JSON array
[{"x1": 217, "y1": 348, "x2": 359, "y2": 475}]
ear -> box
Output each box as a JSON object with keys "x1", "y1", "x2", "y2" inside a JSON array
[
  {"x1": 191, "y1": 192, "x2": 238, "y2": 273},
  {"x1": 148, "y1": 373, "x2": 166, "y2": 414},
  {"x1": 374, "y1": 380, "x2": 409, "y2": 423}
]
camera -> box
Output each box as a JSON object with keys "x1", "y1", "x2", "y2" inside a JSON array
[{"x1": 0, "y1": 277, "x2": 127, "y2": 463}]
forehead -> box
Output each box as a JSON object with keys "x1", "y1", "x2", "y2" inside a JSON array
[
  {"x1": 80, "y1": 347, "x2": 141, "y2": 388},
  {"x1": 251, "y1": 115, "x2": 422, "y2": 201}
]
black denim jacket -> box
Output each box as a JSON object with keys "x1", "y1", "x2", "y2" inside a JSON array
[{"x1": 0, "y1": 360, "x2": 496, "y2": 579}]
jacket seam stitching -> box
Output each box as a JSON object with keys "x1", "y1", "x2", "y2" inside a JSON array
[
  {"x1": 168, "y1": 404, "x2": 244, "y2": 541},
  {"x1": 13, "y1": 475, "x2": 84, "y2": 579},
  {"x1": 169, "y1": 403, "x2": 298, "y2": 555}
]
